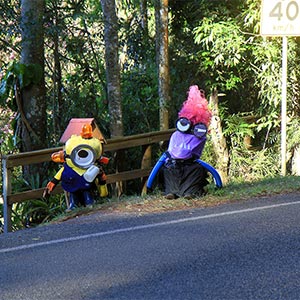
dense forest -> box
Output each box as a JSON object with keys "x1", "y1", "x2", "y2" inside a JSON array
[{"x1": 1, "y1": 0, "x2": 300, "y2": 229}]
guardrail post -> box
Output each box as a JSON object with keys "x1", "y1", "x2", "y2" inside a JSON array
[
  {"x1": 2, "y1": 157, "x2": 12, "y2": 233},
  {"x1": 141, "y1": 144, "x2": 152, "y2": 195}
]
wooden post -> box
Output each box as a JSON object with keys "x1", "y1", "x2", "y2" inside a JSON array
[
  {"x1": 110, "y1": 150, "x2": 124, "y2": 198},
  {"x1": 2, "y1": 157, "x2": 13, "y2": 233},
  {"x1": 141, "y1": 145, "x2": 152, "y2": 195}
]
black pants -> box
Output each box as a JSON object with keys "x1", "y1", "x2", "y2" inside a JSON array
[{"x1": 161, "y1": 160, "x2": 208, "y2": 198}]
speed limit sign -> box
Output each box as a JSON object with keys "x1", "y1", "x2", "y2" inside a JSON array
[
  {"x1": 261, "y1": 0, "x2": 300, "y2": 36},
  {"x1": 261, "y1": 1, "x2": 297, "y2": 175}
]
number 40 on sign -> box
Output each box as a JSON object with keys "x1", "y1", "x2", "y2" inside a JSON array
[{"x1": 261, "y1": 0, "x2": 300, "y2": 36}]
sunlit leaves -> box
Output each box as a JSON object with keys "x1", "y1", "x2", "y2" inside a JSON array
[{"x1": 194, "y1": 18, "x2": 246, "y2": 68}]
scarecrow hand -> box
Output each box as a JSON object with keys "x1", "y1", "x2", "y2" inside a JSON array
[{"x1": 43, "y1": 179, "x2": 59, "y2": 199}]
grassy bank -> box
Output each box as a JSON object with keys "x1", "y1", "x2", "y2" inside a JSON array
[{"x1": 51, "y1": 175, "x2": 300, "y2": 223}]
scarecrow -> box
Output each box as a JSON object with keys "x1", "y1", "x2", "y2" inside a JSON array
[
  {"x1": 147, "y1": 85, "x2": 222, "y2": 198},
  {"x1": 43, "y1": 123, "x2": 109, "y2": 209}
]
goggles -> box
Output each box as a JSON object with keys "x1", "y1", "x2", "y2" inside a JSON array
[
  {"x1": 176, "y1": 117, "x2": 207, "y2": 138},
  {"x1": 65, "y1": 144, "x2": 96, "y2": 169}
]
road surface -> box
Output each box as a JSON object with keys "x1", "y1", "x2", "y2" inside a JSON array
[{"x1": 1, "y1": 192, "x2": 300, "y2": 299}]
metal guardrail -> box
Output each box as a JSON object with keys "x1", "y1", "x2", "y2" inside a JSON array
[{"x1": 2, "y1": 129, "x2": 174, "y2": 233}]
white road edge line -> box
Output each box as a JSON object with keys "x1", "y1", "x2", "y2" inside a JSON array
[{"x1": 1, "y1": 200, "x2": 300, "y2": 254}]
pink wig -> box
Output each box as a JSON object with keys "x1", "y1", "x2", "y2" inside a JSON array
[{"x1": 178, "y1": 85, "x2": 212, "y2": 126}]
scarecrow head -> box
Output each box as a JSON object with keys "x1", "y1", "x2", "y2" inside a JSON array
[
  {"x1": 175, "y1": 85, "x2": 212, "y2": 138},
  {"x1": 52, "y1": 124, "x2": 103, "y2": 173}
]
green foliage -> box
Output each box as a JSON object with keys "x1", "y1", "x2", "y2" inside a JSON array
[
  {"x1": 0, "y1": 61, "x2": 43, "y2": 108},
  {"x1": 0, "y1": 108, "x2": 18, "y2": 154},
  {"x1": 0, "y1": 60, "x2": 44, "y2": 152},
  {"x1": 229, "y1": 147, "x2": 280, "y2": 182},
  {"x1": 9, "y1": 173, "x2": 66, "y2": 231},
  {"x1": 58, "y1": 70, "x2": 108, "y2": 127},
  {"x1": 286, "y1": 117, "x2": 300, "y2": 157},
  {"x1": 193, "y1": 17, "x2": 246, "y2": 94},
  {"x1": 223, "y1": 113, "x2": 255, "y2": 146},
  {"x1": 12, "y1": 195, "x2": 66, "y2": 230},
  {"x1": 192, "y1": 0, "x2": 299, "y2": 135},
  {"x1": 251, "y1": 39, "x2": 282, "y2": 111},
  {"x1": 122, "y1": 65, "x2": 159, "y2": 135},
  {"x1": 221, "y1": 112, "x2": 280, "y2": 181},
  {"x1": 194, "y1": 18, "x2": 245, "y2": 68},
  {"x1": 255, "y1": 112, "x2": 281, "y2": 149}
]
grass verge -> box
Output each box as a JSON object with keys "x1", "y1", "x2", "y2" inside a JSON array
[{"x1": 50, "y1": 175, "x2": 300, "y2": 224}]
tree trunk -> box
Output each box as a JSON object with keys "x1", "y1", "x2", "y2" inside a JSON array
[
  {"x1": 53, "y1": 2, "x2": 63, "y2": 139},
  {"x1": 20, "y1": 0, "x2": 47, "y2": 182},
  {"x1": 100, "y1": 0, "x2": 124, "y2": 197},
  {"x1": 20, "y1": 0, "x2": 46, "y2": 152},
  {"x1": 155, "y1": 0, "x2": 170, "y2": 131},
  {"x1": 209, "y1": 89, "x2": 229, "y2": 184},
  {"x1": 100, "y1": 0, "x2": 123, "y2": 138}
]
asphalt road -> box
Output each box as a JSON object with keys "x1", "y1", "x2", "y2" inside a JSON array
[{"x1": 1, "y1": 192, "x2": 300, "y2": 300}]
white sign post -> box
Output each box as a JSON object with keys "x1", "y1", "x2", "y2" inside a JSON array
[
  {"x1": 281, "y1": 36, "x2": 288, "y2": 176},
  {"x1": 261, "y1": 0, "x2": 300, "y2": 176}
]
